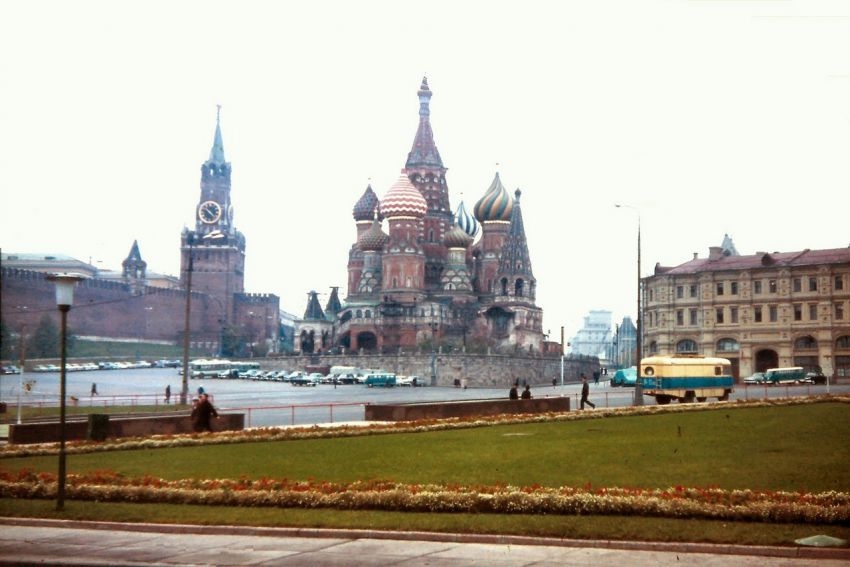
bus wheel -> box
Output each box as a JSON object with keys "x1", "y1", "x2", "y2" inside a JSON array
[
  {"x1": 697, "y1": 397, "x2": 707, "y2": 403},
  {"x1": 719, "y1": 391, "x2": 730, "y2": 401},
  {"x1": 656, "y1": 395, "x2": 671, "y2": 405},
  {"x1": 683, "y1": 393, "x2": 695, "y2": 403}
]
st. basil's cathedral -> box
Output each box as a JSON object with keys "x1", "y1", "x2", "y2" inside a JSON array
[{"x1": 299, "y1": 77, "x2": 545, "y2": 355}]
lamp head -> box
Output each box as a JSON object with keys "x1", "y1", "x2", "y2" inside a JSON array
[{"x1": 46, "y1": 273, "x2": 86, "y2": 307}]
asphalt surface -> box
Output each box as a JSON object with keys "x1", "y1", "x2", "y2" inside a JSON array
[{"x1": 2, "y1": 518, "x2": 848, "y2": 566}]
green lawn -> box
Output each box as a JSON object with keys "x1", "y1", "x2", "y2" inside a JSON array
[{"x1": 2, "y1": 401, "x2": 849, "y2": 546}]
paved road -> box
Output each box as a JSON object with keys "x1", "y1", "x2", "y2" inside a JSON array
[
  {"x1": 4, "y1": 368, "x2": 847, "y2": 428},
  {"x1": 1, "y1": 519, "x2": 847, "y2": 566}
]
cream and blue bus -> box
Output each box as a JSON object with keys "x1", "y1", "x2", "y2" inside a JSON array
[
  {"x1": 640, "y1": 355, "x2": 734, "y2": 404},
  {"x1": 763, "y1": 366, "x2": 807, "y2": 385}
]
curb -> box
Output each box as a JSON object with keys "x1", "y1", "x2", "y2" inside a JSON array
[{"x1": 2, "y1": 517, "x2": 848, "y2": 561}]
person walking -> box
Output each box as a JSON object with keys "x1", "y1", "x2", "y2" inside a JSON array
[
  {"x1": 191, "y1": 393, "x2": 219, "y2": 432},
  {"x1": 90, "y1": 383, "x2": 98, "y2": 396},
  {"x1": 580, "y1": 375, "x2": 596, "y2": 409},
  {"x1": 164, "y1": 384, "x2": 171, "y2": 404}
]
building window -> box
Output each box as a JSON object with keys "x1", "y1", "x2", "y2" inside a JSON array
[
  {"x1": 795, "y1": 335, "x2": 817, "y2": 349},
  {"x1": 809, "y1": 304, "x2": 817, "y2": 320},
  {"x1": 769, "y1": 280, "x2": 777, "y2": 293},
  {"x1": 837, "y1": 335, "x2": 850, "y2": 348},
  {"x1": 731, "y1": 281, "x2": 738, "y2": 295},
  {"x1": 717, "y1": 338, "x2": 739, "y2": 352},
  {"x1": 716, "y1": 308, "x2": 724, "y2": 324},
  {"x1": 769, "y1": 305, "x2": 778, "y2": 322},
  {"x1": 716, "y1": 282, "x2": 724, "y2": 296},
  {"x1": 794, "y1": 304, "x2": 802, "y2": 321},
  {"x1": 690, "y1": 284, "x2": 698, "y2": 298},
  {"x1": 754, "y1": 281, "x2": 762, "y2": 294},
  {"x1": 677, "y1": 285, "x2": 684, "y2": 299},
  {"x1": 837, "y1": 303, "x2": 845, "y2": 320},
  {"x1": 676, "y1": 339, "x2": 698, "y2": 353},
  {"x1": 835, "y1": 275, "x2": 844, "y2": 291},
  {"x1": 793, "y1": 278, "x2": 802, "y2": 292},
  {"x1": 754, "y1": 306, "x2": 763, "y2": 323},
  {"x1": 676, "y1": 310, "x2": 684, "y2": 326},
  {"x1": 809, "y1": 277, "x2": 817, "y2": 292},
  {"x1": 689, "y1": 308, "x2": 698, "y2": 325},
  {"x1": 730, "y1": 306, "x2": 739, "y2": 323}
]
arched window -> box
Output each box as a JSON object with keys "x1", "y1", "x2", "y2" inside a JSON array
[
  {"x1": 837, "y1": 335, "x2": 850, "y2": 349},
  {"x1": 365, "y1": 310, "x2": 372, "y2": 318},
  {"x1": 515, "y1": 278, "x2": 524, "y2": 297},
  {"x1": 676, "y1": 339, "x2": 698, "y2": 353},
  {"x1": 500, "y1": 277, "x2": 508, "y2": 295},
  {"x1": 794, "y1": 335, "x2": 817, "y2": 349},
  {"x1": 356, "y1": 309, "x2": 363, "y2": 318},
  {"x1": 717, "y1": 338, "x2": 740, "y2": 352}
]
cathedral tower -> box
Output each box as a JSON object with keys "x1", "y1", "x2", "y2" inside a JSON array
[{"x1": 404, "y1": 77, "x2": 452, "y2": 290}]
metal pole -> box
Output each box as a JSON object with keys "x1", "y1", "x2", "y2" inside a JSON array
[
  {"x1": 634, "y1": 214, "x2": 644, "y2": 406},
  {"x1": 560, "y1": 325, "x2": 565, "y2": 385},
  {"x1": 181, "y1": 239, "x2": 193, "y2": 405},
  {"x1": 17, "y1": 325, "x2": 26, "y2": 424},
  {"x1": 57, "y1": 304, "x2": 69, "y2": 511}
]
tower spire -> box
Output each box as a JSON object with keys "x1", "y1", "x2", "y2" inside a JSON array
[
  {"x1": 207, "y1": 104, "x2": 226, "y2": 166},
  {"x1": 405, "y1": 77, "x2": 443, "y2": 169}
]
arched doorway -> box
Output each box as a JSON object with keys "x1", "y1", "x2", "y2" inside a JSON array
[{"x1": 755, "y1": 349, "x2": 778, "y2": 372}]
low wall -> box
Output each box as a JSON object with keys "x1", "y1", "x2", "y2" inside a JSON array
[
  {"x1": 8, "y1": 413, "x2": 245, "y2": 445},
  {"x1": 364, "y1": 396, "x2": 571, "y2": 422}
]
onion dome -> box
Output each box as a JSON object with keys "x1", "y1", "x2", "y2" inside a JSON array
[
  {"x1": 455, "y1": 200, "x2": 479, "y2": 238},
  {"x1": 474, "y1": 172, "x2": 513, "y2": 222},
  {"x1": 379, "y1": 173, "x2": 427, "y2": 219},
  {"x1": 358, "y1": 216, "x2": 389, "y2": 251},
  {"x1": 443, "y1": 222, "x2": 474, "y2": 249},
  {"x1": 352, "y1": 184, "x2": 380, "y2": 222}
]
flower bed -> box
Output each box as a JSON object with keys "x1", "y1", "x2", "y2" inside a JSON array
[{"x1": 1, "y1": 469, "x2": 848, "y2": 524}]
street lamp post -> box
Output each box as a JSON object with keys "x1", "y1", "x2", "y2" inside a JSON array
[
  {"x1": 47, "y1": 272, "x2": 84, "y2": 511},
  {"x1": 616, "y1": 204, "x2": 644, "y2": 406},
  {"x1": 181, "y1": 231, "x2": 223, "y2": 405}
]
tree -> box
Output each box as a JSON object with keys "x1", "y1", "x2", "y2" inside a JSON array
[
  {"x1": 29, "y1": 314, "x2": 59, "y2": 358},
  {"x1": 0, "y1": 320, "x2": 11, "y2": 360}
]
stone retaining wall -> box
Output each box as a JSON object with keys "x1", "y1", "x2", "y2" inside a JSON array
[
  {"x1": 365, "y1": 396, "x2": 570, "y2": 421},
  {"x1": 8, "y1": 413, "x2": 244, "y2": 445}
]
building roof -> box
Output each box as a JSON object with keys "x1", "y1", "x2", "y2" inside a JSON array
[
  {"x1": 474, "y1": 172, "x2": 513, "y2": 222},
  {"x1": 655, "y1": 246, "x2": 850, "y2": 276}
]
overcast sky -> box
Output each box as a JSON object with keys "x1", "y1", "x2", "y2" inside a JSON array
[{"x1": 2, "y1": 1, "x2": 849, "y2": 340}]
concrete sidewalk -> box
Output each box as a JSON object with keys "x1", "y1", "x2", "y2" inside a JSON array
[{"x1": 1, "y1": 519, "x2": 848, "y2": 566}]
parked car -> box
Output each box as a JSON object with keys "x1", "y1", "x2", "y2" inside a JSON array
[
  {"x1": 803, "y1": 369, "x2": 827, "y2": 385},
  {"x1": 1, "y1": 365, "x2": 21, "y2": 375},
  {"x1": 743, "y1": 372, "x2": 765, "y2": 385},
  {"x1": 610, "y1": 367, "x2": 637, "y2": 387}
]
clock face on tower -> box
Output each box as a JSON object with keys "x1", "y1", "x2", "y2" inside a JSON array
[{"x1": 198, "y1": 200, "x2": 222, "y2": 224}]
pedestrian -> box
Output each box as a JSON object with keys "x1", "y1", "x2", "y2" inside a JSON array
[
  {"x1": 552, "y1": 377, "x2": 557, "y2": 388},
  {"x1": 164, "y1": 384, "x2": 171, "y2": 404},
  {"x1": 580, "y1": 375, "x2": 596, "y2": 409},
  {"x1": 90, "y1": 382, "x2": 98, "y2": 396},
  {"x1": 521, "y1": 385, "x2": 532, "y2": 399},
  {"x1": 593, "y1": 370, "x2": 600, "y2": 385},
  {"x1": 191, "y1": 393, "x2": 219, "y2": 432},
  {"x1": 509, "y1": 384, "x2": 519, "y2": 400}
]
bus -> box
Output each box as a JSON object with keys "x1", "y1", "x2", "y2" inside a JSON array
[
  {"x1": 639, "y1": 355, "x2": 734, "y2": 404},
  {"x1": 763, "y1": 366, "x2": 807, "y2": 385},
  {"x1": 188, "y1": 359, "x2": 232, "y2": 379}
]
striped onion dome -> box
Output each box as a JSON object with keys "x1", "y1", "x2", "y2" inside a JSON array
[
  {"x1": 358, "y1": 216, "x2": 389, "y2": 251},
  {"x1": 455, "y1": 200, "x2": 479, "y2": 238},
  {"x1": 443, "y1": 222, "x2": 474, "y2": 249},
  {"x1": 379, "y1": 173, "x2": 427, "y2": 219},
  {"x1": 473, "y1": 172, "x2": 513, "y2": 222},
  {"x1": 352, "y1": 184, "x2": 380, "y2": 222}
]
